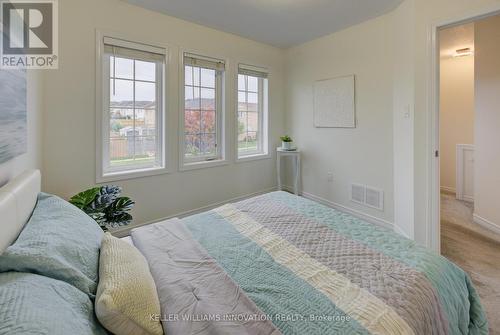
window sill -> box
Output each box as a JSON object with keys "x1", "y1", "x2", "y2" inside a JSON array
[
  {"x1": 179, "y1": 159, "x2": 228, "y2": 172},
  {"x1": 97, "y1": 166, "x2": 169, "y2": 183},
  {"x1": 236, "y1": 152, "x2": 271, "y2": 163}
]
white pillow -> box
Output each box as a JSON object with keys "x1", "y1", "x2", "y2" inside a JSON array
[{"x1": 95, "y1": 233, "x2": 163, "y2": 335}]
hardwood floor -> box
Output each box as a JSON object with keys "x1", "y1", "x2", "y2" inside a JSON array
[{"x1": 441, "y1": 192, "x2": 500, "y2": 334}]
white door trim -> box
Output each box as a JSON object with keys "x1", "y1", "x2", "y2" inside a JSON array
[
  {"x1": 427, "y1": 4, "x2": 500, "y2": 253},
  {"x1": 456, "y1": 144, "x2": 474, "y2": 202}
]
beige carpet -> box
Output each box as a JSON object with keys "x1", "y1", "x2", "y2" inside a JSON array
[{"x1": 441, "y1": 192, "x2": 500, "y2": 334}]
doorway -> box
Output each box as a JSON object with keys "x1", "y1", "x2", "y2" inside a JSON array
[{"x1": 435, "y1": 13, "x2": 500, "y2": 335}]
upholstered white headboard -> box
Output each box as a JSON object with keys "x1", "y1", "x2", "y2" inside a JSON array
[{"x1": 0, "y1": 170, "x2": 41, "y2": 254}]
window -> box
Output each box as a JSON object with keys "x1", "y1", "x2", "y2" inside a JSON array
[
  {"x1": 237, "y1": 64, "x2": 268, "y2": 158},
  {"x1": 99, "y1": 36, "x2": 166, "y2": 180},
  {"x1": 182, "y1": 53, "x2": 225, "y2": 165}
]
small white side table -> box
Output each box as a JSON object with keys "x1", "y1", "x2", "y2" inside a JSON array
[{"x1": 277, "y1": 148, "x2": 301, "y2": 195}]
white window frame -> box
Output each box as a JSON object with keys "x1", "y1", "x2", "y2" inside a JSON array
[
  {"x1": 179, "y1": 51, "x2": 227, "y2": 171},
  {"x1": 236, "y1": 64, "x2": 270, "y2": 162},
  {"x1": 96, "y1": 31, "x2": 169, "y2": 183}
]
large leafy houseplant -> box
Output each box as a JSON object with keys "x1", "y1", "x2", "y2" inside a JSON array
[{"x1": 69, "y1": 186, "x2": 134, "y2": 231}]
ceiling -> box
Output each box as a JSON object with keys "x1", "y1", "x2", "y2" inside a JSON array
[
  {"x1": 124, "y1": 0, "x2": 404, "y2": 48},
  {"x1": 439, "y1": 23, "x2": 475, "y2": 58}
]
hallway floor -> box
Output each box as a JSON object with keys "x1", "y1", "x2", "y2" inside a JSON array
[{"x1": 441, "y1": 192, "x2": 500, "y2": 334}]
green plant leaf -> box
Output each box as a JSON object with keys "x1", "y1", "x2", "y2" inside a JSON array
[
  {"x1": 69, "y1": 187, "x2": 101, "y2": 209},
  {"x1": 71, "y1": 185, "x2": 134, "y2": 231},
  {"x1": 104, "y1": 197, "x2": 134, "y2": 222},
  {"x1": 107, "y1": 212, "x2": 133, "y2": 226},
  {"x1": 107, "y1": 197, "x2": 134, "y2": 213}
]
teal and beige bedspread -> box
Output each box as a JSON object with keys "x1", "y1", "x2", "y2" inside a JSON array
[{"x1": 131, "y1": 191, "x2": 488, "y2": 335}]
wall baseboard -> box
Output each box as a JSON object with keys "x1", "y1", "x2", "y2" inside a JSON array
[
  {"x1": 393, "y1": 225, "x2": 410, "y2": 239},
  {"x1": 281, "y1": 186, "x2": 394, "y2": 231},
  {"x1": 440, "y1": 186, "x2": 474, "y2": 202},
  {"x1": 473, "y1": 213, "x2": 500, "y2": 235},
  {"x1": 112, "y1": 186, "x2": 277, "y2": 238},
  {"x1": 462, "y1": 195, "x2": 474, "y2": 203},
  {"x1": 440, "y1": 186, "x2": 456, "y2": 194}
]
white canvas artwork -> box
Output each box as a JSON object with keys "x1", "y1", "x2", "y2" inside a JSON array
[{"x1": 313, "y1": 75, "x2": 355, "y2": 128}]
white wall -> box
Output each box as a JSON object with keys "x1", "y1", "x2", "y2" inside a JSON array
[
  {"x1": 11, "y1": 0, "x2": 500, "y2": 245},
  {"x1": 0, "y1": 71, "x2": 43, "y2": 186},
  {"x1": 439, "y1": 53, "x2": 474, "y2": 192},
  {"x1": 42, "y1": 0, "x2": 285, "y2": 227},
  {"x1": 474, "y1": 15, "x2": 500, "y2": 230},
  {"x1": 283, "y1": 0, "x2": 500, "y2": 245},
  {"x1": 392, "y1": 0, "x2": 416, "y2": 239},
  {"x1": 285, "y1": 12, "x2": 395, "y2": 225}
]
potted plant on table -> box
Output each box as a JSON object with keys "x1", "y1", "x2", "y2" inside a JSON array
[
  {"x1": 280, "y1": 135, "x2": 293, "y2": 150},
  {"x1": 69, "y1": 186, "x2": 134, "y2": 232}
]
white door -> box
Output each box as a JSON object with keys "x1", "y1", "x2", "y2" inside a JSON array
[{"x1": 456, "y1": 144, "x2": 474, "y2": 202}]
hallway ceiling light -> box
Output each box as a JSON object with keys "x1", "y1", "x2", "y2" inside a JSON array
[{"x1": 453, "y1": 48, "x2": 473, "y2": 57}]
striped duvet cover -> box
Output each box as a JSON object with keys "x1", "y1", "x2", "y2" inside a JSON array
[{"x1": 131, "y1": 191, "x2": 488, "y2": 335}]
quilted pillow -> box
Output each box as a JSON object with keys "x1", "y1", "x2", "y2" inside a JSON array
[
  {"x1": 95, "y1": 233, "x2": 163, "y2": 335},
  {"x1": 0, "y1": 193, "x2": 103, "y2": 296},
  {"x1": 0, "y1": 272, "x2": 108, "y2": 335}
]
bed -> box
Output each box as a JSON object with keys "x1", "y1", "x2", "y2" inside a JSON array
[
  {"x1": 130, "y1": 191, "x2": 488, "y2": 335},
  {"x1": 0, "y1": 170, "x2": 489, "y2": 335}
]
